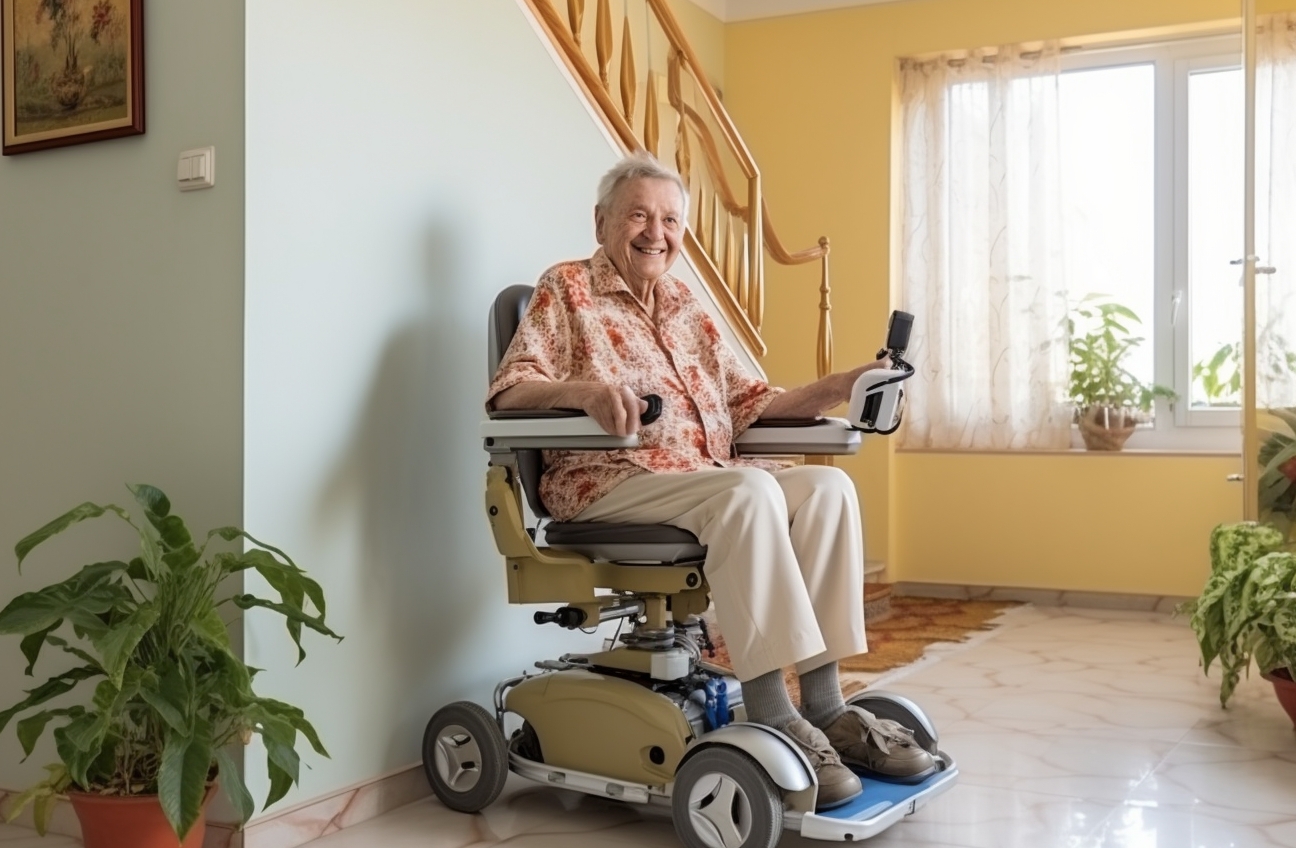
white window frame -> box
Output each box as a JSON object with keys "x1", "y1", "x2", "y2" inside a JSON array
[{"x1": 1061, "y1": 35, "x2": 1242, "y2": 452}]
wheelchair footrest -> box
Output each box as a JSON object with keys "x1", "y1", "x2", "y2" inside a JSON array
[{"x1": 792, "y1": 760, "x2": 959, "y2": 841}]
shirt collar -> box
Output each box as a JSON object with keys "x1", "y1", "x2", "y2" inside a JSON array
[{"x1": 590, "y1": 247, "x2": 682, "y2": 309}]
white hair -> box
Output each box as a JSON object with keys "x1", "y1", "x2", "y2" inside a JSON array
[{"x1": 596, "y1": 151, "x2": 690, "y2": 218}]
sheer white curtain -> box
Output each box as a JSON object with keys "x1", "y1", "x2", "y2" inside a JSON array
[
  {"x1": 1257, "y1": 14, "x2": 1296, "y2": 409},
  {"x1": 897, "y1": 46, "x2": 1072, "y2": 450}
]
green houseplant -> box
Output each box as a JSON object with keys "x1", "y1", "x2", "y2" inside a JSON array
[
  {"x1": 1256, "y1": 407, "x2": 1296, "y2": 541},
  {"x1": 1179, "y1": 522, "x2": 1296, "y2": 727},
  {"x1": 1068, "y1": 296, "x2": 1177, "y2": 450},
  {"x1": 0, "y1": 484, "x2": 341, "y2": 846}
]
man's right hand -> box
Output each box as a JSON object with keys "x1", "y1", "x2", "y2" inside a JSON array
[
  {"x1": 581, "y1": 384, "x2": 650, "y2": 437},
  {"x1": 491, "y1": 380, "x2": 650, "y2": 437}
]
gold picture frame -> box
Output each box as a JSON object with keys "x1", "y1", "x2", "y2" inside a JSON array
[{"x1": 2, "y1": 0, "x2": 143, "y2": 155}]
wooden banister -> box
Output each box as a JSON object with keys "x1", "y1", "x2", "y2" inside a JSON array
[{"x1": 521, "y1": 0, "x2": 832, "y2": 374}]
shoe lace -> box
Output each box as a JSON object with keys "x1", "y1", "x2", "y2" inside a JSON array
[
  {"x1": 788, "y1": 723, "x2": 839, "y2": 767},
  {"x1": 849, "y1": 707, "x2": 919, "y2": 756}
]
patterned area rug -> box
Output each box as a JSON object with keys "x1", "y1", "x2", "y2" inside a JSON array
[{"x1": 704, "y1": 595, "x2": 1020, "y2": 702}]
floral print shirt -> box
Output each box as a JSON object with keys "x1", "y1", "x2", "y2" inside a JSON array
[{"x1": 487, "y1": 248, "x2": 783, "y2": 521}]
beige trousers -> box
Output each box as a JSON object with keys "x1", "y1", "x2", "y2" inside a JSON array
[{"x1": 575, "y1": 465, "x2": 867, "y2": 682}]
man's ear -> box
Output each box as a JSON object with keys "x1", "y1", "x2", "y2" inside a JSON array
[{"x1": 594, "y1": 205, "x2": 606, "y2": 245}]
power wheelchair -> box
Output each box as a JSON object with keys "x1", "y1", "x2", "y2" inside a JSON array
[{"x1": 420, "y1": 288, "x2": 957, "y2": 848}]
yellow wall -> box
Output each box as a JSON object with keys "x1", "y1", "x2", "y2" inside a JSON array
[
  {"x1": 721, "y1": 0, "x2": 1296, "y2": 595},
  {"x1": 669, "y1": 0, "x2": 724, "y2": 91},
  {"x1": 895, "y1": 453, "x2": 1241, "y2": 595}
]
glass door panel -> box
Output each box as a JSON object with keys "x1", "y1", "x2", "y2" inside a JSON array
[{"x1": 1250, "y1": 5, "x2": 1296, "y2": 536}]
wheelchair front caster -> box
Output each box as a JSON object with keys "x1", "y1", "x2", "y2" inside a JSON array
[
  {"x1": 422, "y1": 701, "x2": 509, "y2": 813},
  {"x1": 671, "y1": 747, "x2": 783, "y2": 848}
]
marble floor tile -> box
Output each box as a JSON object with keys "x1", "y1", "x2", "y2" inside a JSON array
[
  {"x1": 8, "y1": 606, "x2": 1291, "y2": 848},
  {"x1": 933, "y1": 721, "x2": 1176, "y2": 803},
  {"x1": 781, "y1": 784, "x2": 1118, "y2": 848},
  {"x1": 1083, "y1": 802, "x2": 1296, "y2": 848},
  {"x1": 0, "y1": 823, "x2": 80, "y2": 846},
  {"x1": 1127, "y1": 743, "x2": 1296, "y2": 815},
  {"x1": 1180, "y1": 695, "x2": 1296, "y2": 750}
]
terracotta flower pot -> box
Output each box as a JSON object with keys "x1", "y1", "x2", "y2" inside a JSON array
[
  {"x1": 68, "y1": 784, "x2": 217, "y2": 848},
  {"x1": 1078, "y1": 406, "x2": 1137, "y2": 451},
  {"x1": 1261, "y1": 667, "x2": 1296, "y2": 730}
]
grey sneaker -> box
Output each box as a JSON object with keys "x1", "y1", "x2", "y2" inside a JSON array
[
  {"x1": 781, "y1": 718, "x2": 863, "y2": 810},
  {"x1": 821, "y1": 706, "x2": 937, "y2": 783}
]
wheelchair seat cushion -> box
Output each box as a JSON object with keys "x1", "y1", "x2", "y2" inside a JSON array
[{"x1": 544, "y1": 522, "x2": 706, "y2": 564}]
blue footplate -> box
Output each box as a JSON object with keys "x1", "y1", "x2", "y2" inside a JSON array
[{"x1": 793, "y1": 760, "x2": 959, "y2": 841}]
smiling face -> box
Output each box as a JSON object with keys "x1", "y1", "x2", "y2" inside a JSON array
[{"x1": 595, "y1": 177, "x2": 685, "y2": 297}]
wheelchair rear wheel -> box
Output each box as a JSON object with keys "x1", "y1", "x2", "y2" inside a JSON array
[
  {"x1": 671, "y1": 747, "x2": 783, "y2": 848},
  {"x1": 422, "y1": 701, "x2": 509, "y2": 813}
]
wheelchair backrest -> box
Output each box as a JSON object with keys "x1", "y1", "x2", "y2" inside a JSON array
[{"x1": 487, "y1": 285, "x2": 551, "y2": 520}]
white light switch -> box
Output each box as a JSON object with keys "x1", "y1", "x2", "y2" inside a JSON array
[{"x1": 177, "y1": 146, "x2": 215, "y2": 191}]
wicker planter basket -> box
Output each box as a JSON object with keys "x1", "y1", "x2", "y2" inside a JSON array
[{"x1": 1078, "y1": 406, "x2": 1138, "y2": 451}]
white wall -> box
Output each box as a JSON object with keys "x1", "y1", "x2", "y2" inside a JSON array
[
  {"x1": 0, "y1": 1, "x2": 244, "y2": 790},
  {"x1": 242, "y1": 0, "x2": 662, "y2": 811}
]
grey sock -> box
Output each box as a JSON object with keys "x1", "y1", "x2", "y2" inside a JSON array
[
  {"x1": 740, "y1": 669, "x2": 799, "y2": 730},
  {"x1": 799, "y1": 661, "x2": 847, "y2": 728}
]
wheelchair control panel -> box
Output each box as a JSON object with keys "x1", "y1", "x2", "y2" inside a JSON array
[{"x1": 848, "y1": 310, "x2": 915, "y2": 435}]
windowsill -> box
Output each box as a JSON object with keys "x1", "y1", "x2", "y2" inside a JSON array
[
  {"x1": 895, "y1": 447, "x2": 1240, "y2": 457},
  {"x1": 894, "y1": 419, "x2": 1242, "y2": 456}
]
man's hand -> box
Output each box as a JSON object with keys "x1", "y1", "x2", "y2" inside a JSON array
[
  {"x1": 491, "y1": 381, "x2": 648, "y2": 437},
  {"x1": 580, "y1": 384, "x2": 650, "y2": 437},
  {"x1": 760, "y1": 356, "x2": 895, "y2": 421}
]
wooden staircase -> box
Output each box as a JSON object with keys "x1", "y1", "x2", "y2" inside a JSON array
[{"x1": 521, "y1": 0, "x2": 836, "y2": 379}]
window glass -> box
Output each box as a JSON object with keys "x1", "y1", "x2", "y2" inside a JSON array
[
  {"x1": 1059, "y1": 64, "x2": 1157, "y2": 398},
  {"x1": 1187, "y1": 67, "x2": 1245, "y2": 408}
]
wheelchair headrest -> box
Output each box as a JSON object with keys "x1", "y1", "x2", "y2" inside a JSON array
[{"x1": 488, "y1": 285, "x2": 534, "y2": 378}]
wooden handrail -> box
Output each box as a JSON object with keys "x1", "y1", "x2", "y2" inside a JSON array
[
  {"x1": 645, "y1": 0, "x2": 757, "y2": 179},
  {"x1": 529, "y1": 0, "x2": 639, "y2": 151},
  {"x1": 522, "y1": 0, "x2": 831, "y2": 373},
  {"x1": 763, "y1": 199, "x2": 829, "y2": 265}
]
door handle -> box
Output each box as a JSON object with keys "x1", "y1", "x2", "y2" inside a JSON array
[
  {"x1": 1227, "y1": 474, "x2": 1244, "y2": 482},
  {"x1": 1230, "y1": 257, "x2": 1277, "y2": 275}
]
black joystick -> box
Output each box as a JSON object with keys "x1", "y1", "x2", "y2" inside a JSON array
[
  {"x1": 640, "y1": 394, "x2": 663, "y2": 425},
  {"x1": 878, "y1": 310, "x2": 914, "y2": 360}
]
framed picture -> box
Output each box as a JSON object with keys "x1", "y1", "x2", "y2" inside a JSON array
[{"x1": 2, "y1": 0, "x2": 143, "y2": 155}]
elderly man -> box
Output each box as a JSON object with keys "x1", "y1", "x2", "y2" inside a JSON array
[{"x1": 487, "y1": 152, "x2": 932, "y2": 809}]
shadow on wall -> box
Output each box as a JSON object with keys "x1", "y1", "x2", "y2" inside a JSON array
[{"x1": 314, "y1": 223, "x2": 500, "y2": 766}]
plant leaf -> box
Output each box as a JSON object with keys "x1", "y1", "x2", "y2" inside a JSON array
[
  {"x1": 139, "y1": 661, "x2": 191, "y2": 734},
  {"x1": 15, "y1": 706, "x2": 84, "y2": 759},
  {"x1": 159, "y1": 718, "x2": 213, "y2": 841},
  {"x1": 232, "y1": 595, "x2": 341, "y2": 664},
  {"x1": 127, "y1": 483, "x2": 171, "y2": 518},
  {"x1": 0, "y1": 665, "x2": 102, "y2": 734},
  {"x1": 53, "y1": 713, "x2": 103, "y2": 787},
  {"x1": 254, "y1": 697, "x2": 329, "y2": 757},
  {"x1": 264, "y1": 756, "x2": 295, "y2": 809},
  {"x1": 190, "y1": 603, "x2": 231, "y2": 649},
  {"x1": 19, "y1": 621, "x2": 61, "y2": 676},
  {"x1": 14, "y1": 502, "x2": 130, "y2": 569},
  {"x1": 44, "y1": 635, "x2": 102, "y2": 670},
  {"x1": 2, "y1": 768, "x2": 66, "y2": 835},
  {"x1": 213, "y1": 746, "x2": 254, "y2": 823},
  {"x1": 0, "y1": 574, "x2": 132, "y2": 638},
  {"x1": 239, "y1": 548, "x2": 326, "y2": 618},
  {"x1": 90, "y1": 601, "x2": 159, "y2": 688}
]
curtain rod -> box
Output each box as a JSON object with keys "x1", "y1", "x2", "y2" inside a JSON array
[{"x1": 901, "y1": 18, "x2": 1242, "y2": 65}]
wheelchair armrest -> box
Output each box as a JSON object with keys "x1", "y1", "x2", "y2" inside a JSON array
[
  {"x1": 481, "y1": 410, "x2": 640, "y2": 451},
  {"x1": 735, "y1": 417, "x2": 862, "y2": 455}
]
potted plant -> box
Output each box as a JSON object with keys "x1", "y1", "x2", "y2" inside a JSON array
[
  {"x1": 1067, "y1": 295, "x2": 1177, "y2": 450},
  {"x1": 0, "y1": 484, "x2": 341, "y2": 848},
  {"x1": 1256, "y1": 407, "x2": 1296, "y2": 542},
  {"x1": 1179, "y1": 522, "x2": 1296, "y2": 728}
]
